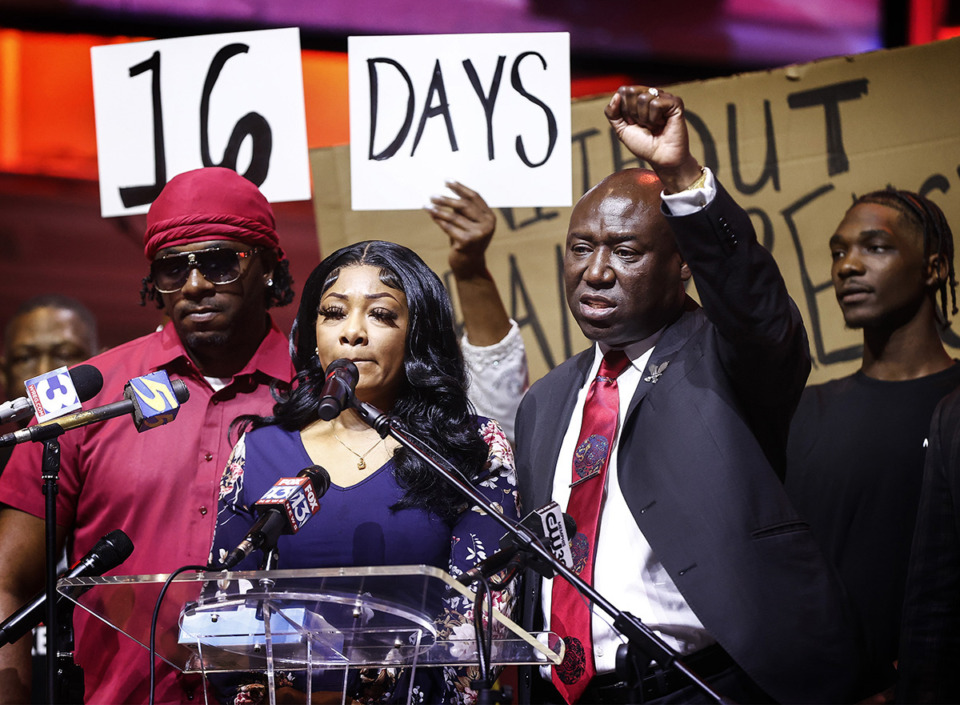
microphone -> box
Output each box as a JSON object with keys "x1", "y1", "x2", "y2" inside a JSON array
[
  {"x1": 0, "y1": 397, "x2": 32, "y2": 425},
  {"x1": 0, "y1": 529, "x2": 134, "y2": 647},
  {"x1": 219, "y1": 465, "x2": 332, "y2": 570},
  {"x1": 317, "y1": 359, "x2": 359, "y2": 421},
  {"x1": 0, "y1": 371, "x2": 189, "y2": 447},
  {"x1": 459, "y1": 502, "x2": 576, "y2": 586},
  {"x1": 0, "y1": 364, "x2": 103, "y2": 425}
]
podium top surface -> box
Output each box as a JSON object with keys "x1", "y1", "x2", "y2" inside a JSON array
[{"x1": 58, "y1": 564, "x2": 562, "y2": 671}]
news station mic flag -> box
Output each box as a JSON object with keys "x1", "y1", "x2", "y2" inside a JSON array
[
  {"x1": 9, "y1": 364, "x2": 105, "y2": 424},
  {"x1": 125, "y1": 371, "x2": 185, "y2": 431},
  {"x1": 0, "y1": 370, "x2": 188, "y2": 447},
  {"x1": 459, "y1": 501, "x2": 574, "y2": 586},
  {"x1": 219, "y1": 466, "x2": 331, "y2": 569},
  {"x1": 25, "y1": 366, "x2": 86, "y2": 422}
]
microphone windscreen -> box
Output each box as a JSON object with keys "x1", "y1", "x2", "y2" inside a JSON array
[
  {"x1": 299, "y1": 464, "x2": 332, "y2": 497},
  {"x1": 171, "y1": 379, "x2": 190, "y2": 403},
  {"x1": 70, "y1": 364, "x2": 104, "y2": 402},
  {"x1": 92, "y1": 529, "x2": 135, "y2": 572},
  {"x1": 325, "y1": 359, "x2": 359, "y2": 384}
]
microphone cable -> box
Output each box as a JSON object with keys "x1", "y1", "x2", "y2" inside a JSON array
[
  {"x1": 148, "y1": 563, "x2": 209, "y2": 705},
  {"x1": 470, "y1": 573, "x2": 496, "y2": 693}
]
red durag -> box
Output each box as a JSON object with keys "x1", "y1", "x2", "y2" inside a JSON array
[{"x1": 143, "y1": 167, "x2": 284, "y2": 260}]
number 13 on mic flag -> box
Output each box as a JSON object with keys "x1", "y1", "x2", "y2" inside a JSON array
[
  {"x1": 124, "y1": 371, "x2": 182, "y2": 431},
  {"x1": 256, "y1": 478, "x2": 321, "y2": 532}
]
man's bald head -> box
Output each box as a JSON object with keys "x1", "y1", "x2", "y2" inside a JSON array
[{"x1": 564, "y1": 169, "x2": 690, "y2": 347}]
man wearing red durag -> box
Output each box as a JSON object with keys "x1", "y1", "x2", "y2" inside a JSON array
[{"x1": 0, "y1": 168, "x2": 296, "y2": 704}]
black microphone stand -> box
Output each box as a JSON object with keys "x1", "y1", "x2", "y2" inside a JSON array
[
  {"x1": 40, "y1": 437, "x2": 62, "y2": 705},
  {"x1": 349, "y1": 397, "x2": 728, "y2": 705},
  {"x1": 32, "y1": 421, "x2": 86, "y2": 705}
]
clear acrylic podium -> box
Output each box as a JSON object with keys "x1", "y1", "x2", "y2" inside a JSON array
[{"x1": 57, "y1": 564, "x2": 562, "y2": 703}]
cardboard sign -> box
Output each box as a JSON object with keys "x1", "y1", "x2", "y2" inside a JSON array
[
  {"x1": 348, "y1": 32, "x2": 571, "y2": 210},
  {"x1": 92, "y1": 28, "x2": 311, "y2": 217},
  {"x1": 315, "y1": 37, "x2": 960, "y2": 386}
]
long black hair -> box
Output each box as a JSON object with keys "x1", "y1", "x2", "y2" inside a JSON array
[{"x1": 238, "y1": 240, "x2": 488, "y2": 521}]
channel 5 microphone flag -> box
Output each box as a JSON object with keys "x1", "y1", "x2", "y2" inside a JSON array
[{"x1": 124, "y1": 370, "x2": 183, "y2": 431}]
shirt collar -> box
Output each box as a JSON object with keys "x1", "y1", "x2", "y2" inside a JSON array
[{"x1": 597, "y1": 328, "x2": 663, "y2": 371}]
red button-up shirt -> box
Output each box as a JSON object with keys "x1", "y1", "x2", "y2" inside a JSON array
[{"x1": 0, "y1": 320, "x2": 295, "y2": 703}]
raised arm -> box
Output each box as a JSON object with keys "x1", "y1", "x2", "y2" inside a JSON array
[
  {"x1": 426, "y1": 182, "x2": 528, "y2": 442},
  {"x1": 606, "y1": 85, "x2": 810, "y2": 473},
  {"x1": 604, "y1": 86, "x2": 703, "y2": 193},
  {"x1": 605, "y1": 84, "x2": 806, "y2": 361},
  {"x1": 426, "y1": 181, "x2": 511, "y2": 347}
]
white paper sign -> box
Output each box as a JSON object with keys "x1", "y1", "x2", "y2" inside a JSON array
[
  {"x1": 92, "y1": 28, "x2": 311, "y2": 217},
  {"x1": 348, "y1": 32, "x2": 572, "y2": 210}
]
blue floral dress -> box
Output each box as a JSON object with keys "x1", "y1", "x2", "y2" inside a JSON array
[{"x1": 208, "y1": 418, "x2": 521, "y2": 704}]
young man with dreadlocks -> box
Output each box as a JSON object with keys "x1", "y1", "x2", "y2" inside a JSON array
[{"x1": 784, "y1": 188, "x2": 959, "y2": 703}]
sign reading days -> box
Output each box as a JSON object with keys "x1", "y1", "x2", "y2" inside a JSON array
[
  {"x1": 91, "y1": 28, "x2": 311, "y2": 217},
  {"x1": 348, "y1": 32, "x2": 572, "y2": 210}
]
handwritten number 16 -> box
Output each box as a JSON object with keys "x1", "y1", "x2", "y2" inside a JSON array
[{"x1": 119, "y1": 44, "x2": 273, "y2": 208}]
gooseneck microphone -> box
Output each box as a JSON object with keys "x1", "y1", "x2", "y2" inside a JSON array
[
  {"x1": 219, "y1": 465, "x2": 332, "y2": 569},
  {"x1": 0, "y1": 364, "x2": 104, "y2": 425},
  {"x1": 459, "y1": 502, "x2": 576, "y2": 586},
  {"x1": 317, "y1": 359, "x2": 360, "y2": 421},
  {"x1": 0, "y1": 529, "x2": 134, "y2": 647},
  {"x1": 0, "y1": 374, "x2": 189, "y2": 447}
]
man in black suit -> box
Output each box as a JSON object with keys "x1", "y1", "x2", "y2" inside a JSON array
[{"x1": 514, "y1": 86, "x2": 859, "y2": 703}]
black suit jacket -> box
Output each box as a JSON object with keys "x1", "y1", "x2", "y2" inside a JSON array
[
  {"x1": 897, "y1": 388, "x2": 960, "y2": 703},
  {"x1": 515, "y1": 183, "x2": 859, "y2": 703}
]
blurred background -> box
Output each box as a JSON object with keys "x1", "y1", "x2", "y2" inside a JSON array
[{"x1": 0, "y1": 0, "x2": 958, "y2": 387}]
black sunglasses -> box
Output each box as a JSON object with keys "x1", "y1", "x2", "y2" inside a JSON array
[{"x1": 151, "y1": 247, "x2": 260, "y2": 294}]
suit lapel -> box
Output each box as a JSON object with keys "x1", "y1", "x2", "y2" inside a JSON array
[{"x1": 626, "y1": 300, "x2": 704, "y2": 419}]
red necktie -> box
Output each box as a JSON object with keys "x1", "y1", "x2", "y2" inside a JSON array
[{"x1": 551, "y1": 349, "x2": 631, "y2": 703}]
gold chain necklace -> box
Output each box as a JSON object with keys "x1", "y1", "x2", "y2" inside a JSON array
[{"x1": 333, "y1": 431, "x2": 384, "y2": 471}]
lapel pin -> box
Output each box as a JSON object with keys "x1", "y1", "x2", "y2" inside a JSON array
[{"x1": 644, "y1": 361, "x2": 669, "y2": 384}]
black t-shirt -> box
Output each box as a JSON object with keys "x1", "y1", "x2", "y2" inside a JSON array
[{"x1": 785, "y1": 363, "x2": 960, "y2": 695}]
